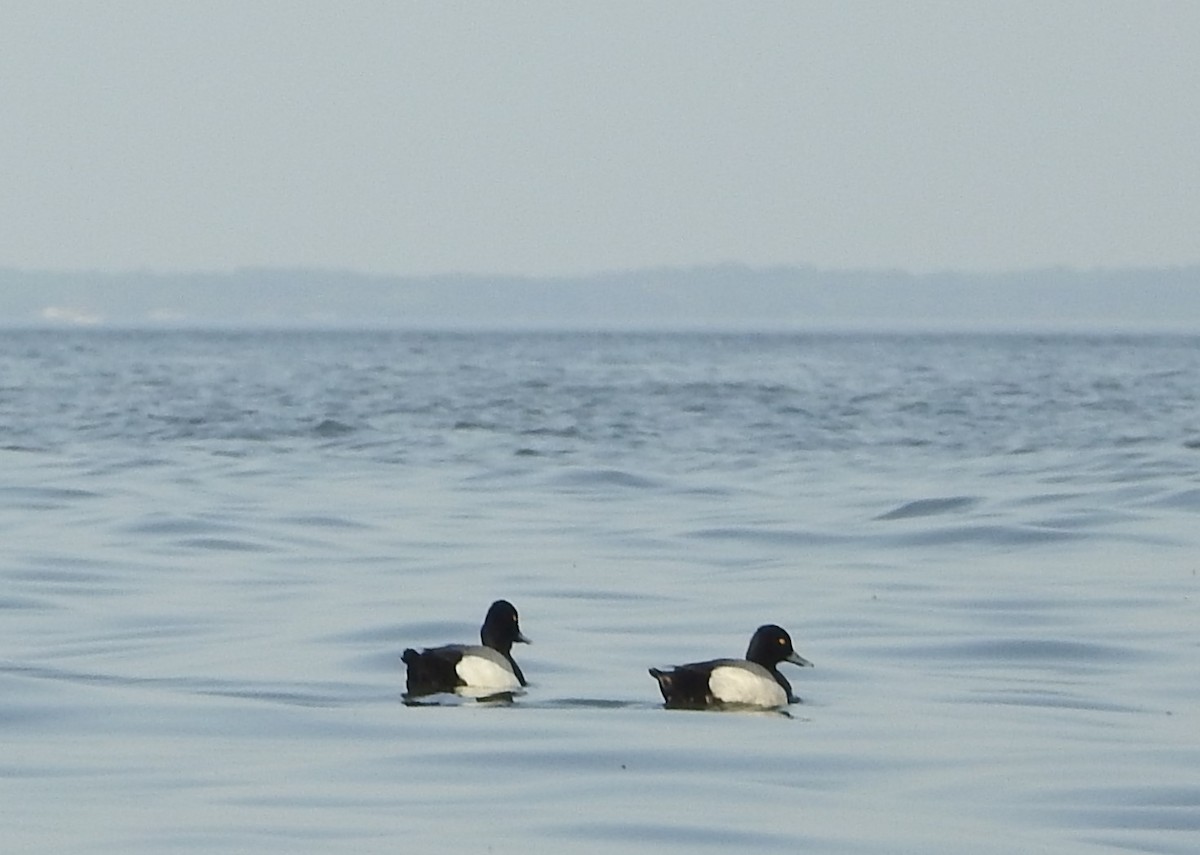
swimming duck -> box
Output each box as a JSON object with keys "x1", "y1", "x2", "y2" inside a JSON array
[
  {"x1": 649, "y1": 624, "x2": 813, "y2": 709},
  {"x1": 402, "y1": 600, "x2": 530, "y2": 697}
]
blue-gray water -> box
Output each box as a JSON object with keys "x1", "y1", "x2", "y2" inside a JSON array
[{"x1": 2, "y1": 330, "x2": 1198, "y2": 853}]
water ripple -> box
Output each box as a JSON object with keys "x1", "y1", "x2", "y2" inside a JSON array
[{"x1": 876, "y1": 496, "x2": 979, "y2": 520}]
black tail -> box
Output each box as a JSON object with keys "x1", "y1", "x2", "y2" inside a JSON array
[
  {"x1": 648, "y1": 667, "x2": 674, "y2": 703},
  {"x1": 648, "y1": 666, "x2": 711, "y2": 708},
  {"x1": 401, "y1": 647, "x2": 463, "y2": 696}
]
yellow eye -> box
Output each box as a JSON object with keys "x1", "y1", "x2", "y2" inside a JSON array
[{"x1": 778, "y1": 638, "x2": 786, "y2": 645}]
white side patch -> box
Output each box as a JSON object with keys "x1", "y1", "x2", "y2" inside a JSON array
[
  {"x1": 708, "y1": 663, "x2": 787, "y2": 708},
  {"x1": 455, "y1": 648, "x2": 521, "y2": 690}
]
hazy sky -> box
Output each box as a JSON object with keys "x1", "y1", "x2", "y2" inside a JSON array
[{"x1": 3, "y1": 2, "x2": 1198, "y2": 277}]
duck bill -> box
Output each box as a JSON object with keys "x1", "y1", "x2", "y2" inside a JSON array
[
  {"x1": 516, "y1": 631, "x2": 532, "y2": 645},
  {"x1": 786, "y1": 651, "x2": 813, "y2": 667}
]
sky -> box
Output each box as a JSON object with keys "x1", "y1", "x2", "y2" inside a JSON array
[{"x1": 2, "y1": 1, "x2": 1198, "y2": 278}]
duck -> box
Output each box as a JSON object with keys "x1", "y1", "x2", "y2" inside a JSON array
[
  {"x1": 402, "y1": 599, "x2": 530, "y2": 697},
  {"x1": 649, "y1": 624, "x2": 813, "y2": 709}
]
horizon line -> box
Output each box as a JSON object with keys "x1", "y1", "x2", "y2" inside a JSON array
[{"x1": 4, "y1": 259, "x2": 1200, "y2": 280}]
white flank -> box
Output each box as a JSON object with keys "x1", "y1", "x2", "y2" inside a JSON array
[
  {"x1": 454, "y1": 648, "x2": 520, "y2": 690},
  {"x1": 708, "y1": 663, "x2": 787, "y2": 708}
]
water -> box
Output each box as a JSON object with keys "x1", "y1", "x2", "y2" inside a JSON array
[{"x1": 2, "y1": 329, "x2": 1198, "y2": 853}]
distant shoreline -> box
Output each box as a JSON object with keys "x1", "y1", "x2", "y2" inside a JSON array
[{"x1": 3, "y1": 263, "x2": 1198, "y2": 333}]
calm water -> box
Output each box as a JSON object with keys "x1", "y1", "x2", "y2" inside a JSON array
[{"x1": 2, "y1": 330, "x2": 1198, "y2": 853}]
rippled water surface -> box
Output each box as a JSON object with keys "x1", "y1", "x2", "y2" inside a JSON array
[{"x1": 2, "y1": 330, "x2": 1199, "y2": 853}]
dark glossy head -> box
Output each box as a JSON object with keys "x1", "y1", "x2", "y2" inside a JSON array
[
  {"x1": 745, "y1": 624, "x2": 813, "y2": 669},
  {"x1": 480, "y1": 599, "x2": 531, "y2": 653}
]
